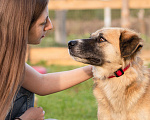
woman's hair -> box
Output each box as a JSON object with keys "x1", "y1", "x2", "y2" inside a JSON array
[{"x1": 0, "y1": 0, "x2": 48, "y2": 119}]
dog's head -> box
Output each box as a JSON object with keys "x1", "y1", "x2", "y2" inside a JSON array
[{"x1": 68, "y1": 28, "x2": 143, "y2": 68}]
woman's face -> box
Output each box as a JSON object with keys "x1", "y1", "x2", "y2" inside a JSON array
[{"x1": 28, "y1": 5, "x2": 53, "y2": 44}]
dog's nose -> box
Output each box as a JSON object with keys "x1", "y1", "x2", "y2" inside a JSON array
[{"x1": 68, "y1": 40, "x2": 77, "y2": 49}]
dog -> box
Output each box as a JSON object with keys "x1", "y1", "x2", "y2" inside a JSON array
[{"x1": 68, "y1": 27, "x2": 150, "y2": 120}]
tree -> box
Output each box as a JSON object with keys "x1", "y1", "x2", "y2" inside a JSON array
[
  {"x1": 104, "y1": 7, "x2": 111, "y2": 27},
  {"x1": 55, "y1": 10, "x2": 67, "y2": 45},
  {"x1": 138, "y1": 9, "x2": 146, "y2": 34},
  {"x1": 121, "y1": 0, "x2": 130, "y2": 28}
]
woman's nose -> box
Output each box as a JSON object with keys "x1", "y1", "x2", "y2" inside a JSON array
[{"x1": 44, "y1": 17, "x2": 53, "y2": 31}]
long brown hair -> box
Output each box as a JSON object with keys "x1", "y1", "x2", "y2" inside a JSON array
[{"x1": 0, "y1": 0, "x2": 48, "y2": 119}]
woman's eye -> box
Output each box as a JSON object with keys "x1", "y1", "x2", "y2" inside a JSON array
[{"x1": 41, "y1": 19, "x2": 47, "y2": 25}]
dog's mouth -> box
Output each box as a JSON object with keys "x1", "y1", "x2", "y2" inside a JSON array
[
  {"x1": 86, "y1": 58, "x2": 101, "y2": 63},
  {"x1": 69, "y1": 50, "x2": 101, "y2": 63},
  {"x1": 70, "y1": 52, "x2": 102, "y2": 65}
]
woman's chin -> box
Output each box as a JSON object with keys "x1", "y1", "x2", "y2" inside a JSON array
[{"x1": 27, "y1": 40, "x2": 41, "y2": 45}]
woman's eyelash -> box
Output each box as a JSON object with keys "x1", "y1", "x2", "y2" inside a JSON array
[
  {"x1": 41, "y1": 16, "x2": 49, "y2": 25},
  {"x1": 41, "y1": 21, "x2": 47, "y2": 25}
]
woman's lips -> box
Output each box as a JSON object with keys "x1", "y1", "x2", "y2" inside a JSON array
[{"x1": 41, "y1": 35, "x2": 45, "y2": 38}]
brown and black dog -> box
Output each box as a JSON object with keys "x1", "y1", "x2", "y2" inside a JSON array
[{"x1": 68, "y1": 27, "x2": 150, "y2": 120}]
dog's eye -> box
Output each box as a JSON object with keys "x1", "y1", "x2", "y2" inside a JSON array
[{"x1": 99, "y1": 37, "x2": 105, "y2": 42}]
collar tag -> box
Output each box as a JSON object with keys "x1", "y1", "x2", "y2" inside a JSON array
[{"x1": 114, "y1": 68, "x2": 124, "y2": 77}]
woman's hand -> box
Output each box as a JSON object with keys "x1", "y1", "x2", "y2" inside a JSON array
[{"x1": 18, "y1": 107, "x2": 45, "y2": 120}]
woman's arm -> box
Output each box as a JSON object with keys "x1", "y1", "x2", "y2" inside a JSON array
[{"x1": 22, "y1": 63, "x2": 93, "y2": 95}]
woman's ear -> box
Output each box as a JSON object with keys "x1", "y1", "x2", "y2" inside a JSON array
[{"x1": 119, "y1": 29, "x2": 143, "y2": 58}]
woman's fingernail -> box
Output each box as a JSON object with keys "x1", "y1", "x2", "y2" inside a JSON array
[{"x1": 43, "y1": 110, "x2": 45, "y2": 114}]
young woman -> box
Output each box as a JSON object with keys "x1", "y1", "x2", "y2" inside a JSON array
[{"x1": 0, "y1": 0, "x2": 93, "y2": 119}]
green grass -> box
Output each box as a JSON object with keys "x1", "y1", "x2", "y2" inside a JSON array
[{"x1": 35, "y1": 65, "x2": 97, "y2": 120}]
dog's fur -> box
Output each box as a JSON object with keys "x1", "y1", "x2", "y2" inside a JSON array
[{"x1": 68, "y1": 27, "x2": 150, "y2": 120}]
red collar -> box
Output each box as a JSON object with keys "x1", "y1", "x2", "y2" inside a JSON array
[{"x1": 108, "y1": 64, "x2": 130, "y2": 79}]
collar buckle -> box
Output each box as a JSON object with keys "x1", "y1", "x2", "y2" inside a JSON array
[{"x1": 114, "y1": 68, "x2": 124, "y2": 77}]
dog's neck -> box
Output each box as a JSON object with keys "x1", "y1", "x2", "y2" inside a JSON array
[
  {"x1": 108, "y1": 64, "x2": 130, "y2": 78},
  {"x1": 92, "y1": 57, "x2": 143, "y2": 80},
  {"x1": 92, "y1": 59, "x2": 131, "y2": 80},
  {"x1": 92, "y1": 65, "x2": 121, "y2": 80}
]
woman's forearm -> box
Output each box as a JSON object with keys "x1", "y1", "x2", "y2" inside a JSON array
[
  {"x1": 22, "y1": 64, "x2": 93, "y2": 96},
  {"x1": 41, "y1": 65, "x2": 93, "y2": 95},
  {"x1": 43, "y1": 66, "x2": 93, "y2": 94}
]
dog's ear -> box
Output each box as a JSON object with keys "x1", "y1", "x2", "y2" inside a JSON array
[{"x1": 120, "y1": 29, "x2": 143, "y2": 58}]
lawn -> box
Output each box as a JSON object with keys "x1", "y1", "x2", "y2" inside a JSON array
[{"x1": 35, "y1": 65, "x2": 97, "y2": 120}]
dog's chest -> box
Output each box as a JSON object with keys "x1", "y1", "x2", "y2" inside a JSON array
[
  {"x1": 93, "y1": 72, "x2": 150, "y2": 120},
  {"x1": 94, "y1": 78, "x2": 126, "y2": 111}
]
